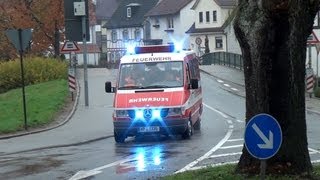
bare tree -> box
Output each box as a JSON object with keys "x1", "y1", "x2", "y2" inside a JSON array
[{"x1": 234, "y1": 0, "x2": 320, "y2": 175}]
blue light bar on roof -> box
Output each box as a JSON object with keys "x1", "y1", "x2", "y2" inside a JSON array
[{"x1": 135, "y1": 44, "x2": 175, "y2": 54}]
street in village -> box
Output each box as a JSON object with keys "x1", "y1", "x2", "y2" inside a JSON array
[{"x1": 0, "y1": 65, "x2": 319, "y2": 180}]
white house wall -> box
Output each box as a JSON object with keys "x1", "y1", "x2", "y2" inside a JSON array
[
  {"x1": 225, "y1": 20, "x2": 241, "y2": 54},
  {"x1": 106, "y1": 27, "x2": 144, "y2": 48},
  {"x1": 194, "y1": 0, "x2": 224, "y2": 29},
  {"x1": 149, "y1": 0, "x2": 195, "y2": 49},
  {"x1": 189, "y1": 34, "x2": 226, "y2": 56}
]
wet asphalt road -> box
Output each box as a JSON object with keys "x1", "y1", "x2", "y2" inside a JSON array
[{"x1": 0, "y1": 72, "x2": 319, "y2": 180}]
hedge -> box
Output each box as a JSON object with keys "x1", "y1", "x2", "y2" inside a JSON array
[{"x1": 0, "y1": 57, "x2": 68, "y2": 93}]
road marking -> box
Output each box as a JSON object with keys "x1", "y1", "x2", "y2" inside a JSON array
[
  {"x1": 188, "y1": 161, "x2": 238, "y2": 171},
  {"x1": 220, "y1": 145, "x2": 243, "y2": 149},
  {"x1": 69, "y1": 159, "x2": 130, "y2": 180},
  {"x1": 175, "y1": 103, "x2": 234, "y2": 174},
  {"x1": 209, "y1": 152, "x2": 242, "y2": 158},
  {"x1": 203, "y1": 103, "x2": 229, "y2": 119},
  {"x1": 217, "y1": 79, "x2": 224, "y2": 83},
  {"x1": 309, "y1": 148, "x2": 320, "y2": 154},
  {"x1": 236, "y1": 119, "x2": 245, "y2": 123},
  {"x1": 227, "y1": 138, "x2": 243, "y2": 142},
  {"x1": 231, "y1": 88, "x2": 239, "y2": 91},
  {"x1": 223, "y1": 84, "x2": 230, "y2": 87}
]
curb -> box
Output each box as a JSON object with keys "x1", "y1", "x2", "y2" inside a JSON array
[{"x1": 0, "y1": 80, "x2": 81, "y2": 140}]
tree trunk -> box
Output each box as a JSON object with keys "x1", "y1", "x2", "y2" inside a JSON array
[
  {"x1": 234, "y1": 0, "x2": 319, "y2": 175},
  {"x1": 54, "y1": 20, "x2": 60, "y2": 58}
]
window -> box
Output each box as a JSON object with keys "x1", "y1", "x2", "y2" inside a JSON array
[
  {"x1": 206, "y1": 11, "x2": 210, "y2": 23},
  {"x1": 215, "y1": 37, "x2": 223, "y2": 49},
  {"x1": 213, "y1": 11, "x2": 217, "y2": 22},
  {"x1": 127, "y1": 7, "x2": 131, "y2": 18},
  {"x1": 111, "y1": 30, "x2": 117, "y2": 42},
  {"x1": 135, "y1": 29, "x2": 141, "y2": 41},
  {"x1": 199, "y1": 12, "x2": 203, "y2": 23},
  {"x1": 167, "y1": 17, "x2": 174, "y2": 29},
  {"x1": 122, "y1": 30, "x2": 129, "y2": 41}
]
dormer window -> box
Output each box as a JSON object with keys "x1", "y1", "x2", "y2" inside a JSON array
[{"x1": 127, "y1": 7, "x2": 132, "y2": 18}]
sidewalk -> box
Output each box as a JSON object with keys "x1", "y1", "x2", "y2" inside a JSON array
[
  {"x1": 0, "y1": 68, "x2": 116, "y2": 155},
  {"x1": 200, "y1": 64, "x2": 320, "y2": 115}
]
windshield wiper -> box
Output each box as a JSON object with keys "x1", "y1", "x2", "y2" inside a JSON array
[
  {"x1": 144, "y1": 85, "x2": 171, "y2": 89},
  {"x1": 118, "y1": 85, "x2": 145, "y2": 90}
]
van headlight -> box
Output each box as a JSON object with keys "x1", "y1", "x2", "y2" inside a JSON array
[
  {"x1": 115, "y1": 110, "x2": 129, "y2": 117},
  {"x1": 167, "y1": 108, "x2": 183, "y2": 116}
]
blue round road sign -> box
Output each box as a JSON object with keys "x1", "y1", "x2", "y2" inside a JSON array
[{"x1": 244, "y1": 113, "x2": 282, "y2": 160}]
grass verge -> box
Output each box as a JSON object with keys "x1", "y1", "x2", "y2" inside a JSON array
[
  {"x1": 164, "y1": 164, "x2": 320, "y2": 180},
  {"x1": 0, "y1": 79, "x2": 68, "y2": 134}
]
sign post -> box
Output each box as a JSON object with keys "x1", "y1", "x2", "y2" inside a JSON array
[
  {"x1": 316, "y1": 43, "x2": 320, "y2": 87},
  {"x1": 5, "y1": 29, "x2": 32, "y2": 130},
  {"x1": 244, "y1": 114, "x2": 282, "y2": 180}
]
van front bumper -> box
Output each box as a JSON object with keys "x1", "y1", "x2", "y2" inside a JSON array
[{"x1": 113, "y1": 118, "x2": 189, "y2": 136}]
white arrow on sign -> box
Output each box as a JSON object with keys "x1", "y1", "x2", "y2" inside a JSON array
[{"x1": 252, "y1": 123, "x2": 273, "y2": 149}]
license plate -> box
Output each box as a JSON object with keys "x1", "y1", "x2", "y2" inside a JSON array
[{"x1": 138, "y1": 126, "x2": 160, "y2": 133}]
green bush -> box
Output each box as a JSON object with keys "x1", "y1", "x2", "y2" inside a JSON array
[
  {"x1": 0, "y1": 57, "x2": 67, "y2": 93},
  {"x1": 315, "y1": 87, "x2": 320, "y2": 98}
]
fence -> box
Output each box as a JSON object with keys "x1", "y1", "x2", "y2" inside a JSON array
[{"x1": 201, "y1": 52, "x2": 243, "y2": 70}]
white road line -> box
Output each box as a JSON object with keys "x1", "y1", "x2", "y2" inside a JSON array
[
  {"x1": 188, "y1": 161, "x2": 238, "y2": 171},
  {"x1": 236, "y1": 119, "x2": 245, "y2": 123},
  {"x1": 175, "y1": 103, "x2": 234, "y2": 174},
  {"x1": 220, "y1": 145, "x2": 243, "y2": 149},
  {"x1": 231, "y1": 88, "x2": 239, "y2": 91},
  {"x1": 217, "y1": 79, "x2": 224, "y2": 83},
  {"x1": 209, "y1": 152, "x2": 242, "y2": 158},
  {"x1": 69, "y1": 159, "x2": 129, "y2": 180},
  {"x1": 203, "y1": 103, "x2": 230, "y2": 119},
  {"x1": 309, "y1": 147, "x2": 320, "y2": 154},
  {"x1": 223, "y1": 84, "x2": 230, "y2": 87},
  {"x1": 227, "y1": 138, "x2": 243, "y2": 142}
]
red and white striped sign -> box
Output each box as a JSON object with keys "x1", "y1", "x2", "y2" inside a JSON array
[
  {"x1": 68, "y1": 69, "x2": 76, "y2": 92},
  {"x1": 306, "y1": 68, "x2": 314, "y2": 93}
]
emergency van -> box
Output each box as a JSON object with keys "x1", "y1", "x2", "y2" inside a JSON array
[{"x1": 105, "y1": 44, "x2": 203, "y2": 143}]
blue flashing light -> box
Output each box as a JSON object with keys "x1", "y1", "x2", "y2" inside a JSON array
[
  {"x1": 152, "y1": 109, "x2": 162, "y2": 120},
  {"x1": 135, "y1": 109, "x2": 144, "y2": 120},
  {"x1": 126, "y1": 43, "x2": 137, "y2": 55},
  {"x1": 173, "y1": 42, "x2": 183, "y2": 52}
]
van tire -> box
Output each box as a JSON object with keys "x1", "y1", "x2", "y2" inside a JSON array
[
  {"x1": 194, "y1": 119, "x2": 201, "y2": 130},
  {"x1": 114, "y1": 131, "x2": 125, "y2": 143},
  {"x1": 182, "y1": 119, "x2": 193, "y2": 139}
]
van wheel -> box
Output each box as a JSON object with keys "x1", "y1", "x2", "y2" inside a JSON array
[
  {"x1": 194, "y1": 118, "x2": 201, "y2": 130},
  {"x1": 182, "y1": 119, "x2": 193, "y2": 139},
  {"x1": 114, "y1": 131, "x2": 125, "y2": 143}
]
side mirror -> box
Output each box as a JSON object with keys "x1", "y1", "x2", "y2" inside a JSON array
[
  {"x1": 105, "y1": 81, "x2": 115, "y2": 93},
  {"x1": 190, "y1": 79, "x2": 199, "y2": 89}
]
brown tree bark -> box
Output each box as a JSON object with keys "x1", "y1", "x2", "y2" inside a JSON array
[{"x1": 234, "y1": 0, "x2": 319, "y2": 175}]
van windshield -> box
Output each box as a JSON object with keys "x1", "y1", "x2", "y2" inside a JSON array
[{"x1": 118, "y1": 61, "x2": 183, "y2": 89}]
